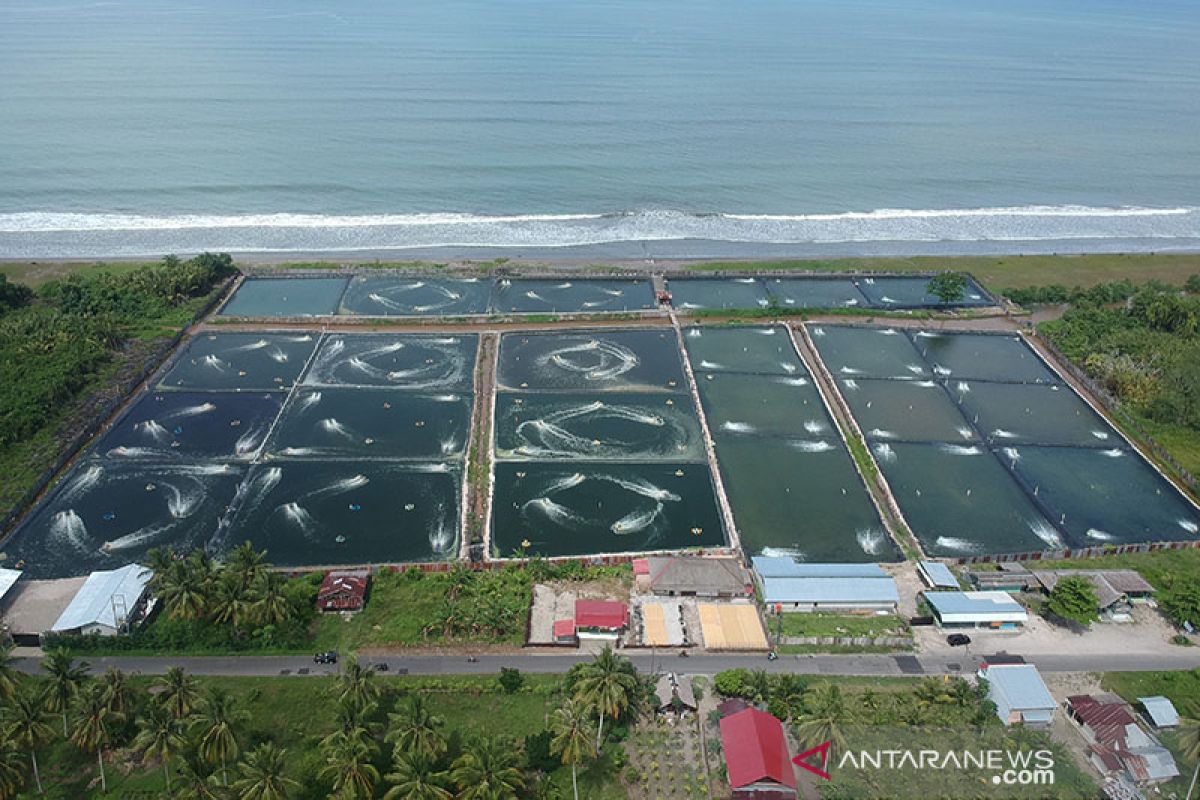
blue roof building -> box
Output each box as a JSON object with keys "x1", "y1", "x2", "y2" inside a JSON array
[
  {"x1": 918, "y1": 560, "x2": 959, "y2": 589},
  {"x1": 925, "y1": 590, "x2": 1028, "y2": 628},
  {"x1": 751, "y1": 557, "x2": 886, "y2": 579},
  {"x1": 760, "y1": 576, "x2": 899, "y2": 612}
]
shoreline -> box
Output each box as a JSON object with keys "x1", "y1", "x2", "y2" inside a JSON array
[{"x1": 2, "y1": 237, "x2": 1200, "y2": 265}]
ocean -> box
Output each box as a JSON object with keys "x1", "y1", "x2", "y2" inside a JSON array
[{"x1": 1, "y1": 0, "x2": 1198, "y2": 258}]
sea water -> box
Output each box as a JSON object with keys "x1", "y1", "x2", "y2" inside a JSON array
[{"x1": 1, "y1": 0, "x2": 1198, "y2": 257}]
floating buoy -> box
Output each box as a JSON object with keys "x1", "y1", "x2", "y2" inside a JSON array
[
  {"x1": 238, "y1": 370, "x2": 247, "y2": 377},
  {"x1": 691, "y1": 527, "x2": 703, "y2": 536},
  {"x1": 170, "y1": 441, "x2": 181, "y2": 448},
  {"x1": 665, "y1": 399, "x2": 674, "y2": 405},
  {"x1": 349, "y1": 504, "x2": 361, "y2": 512},
  {"x1": 404, "y1": 503, "x2": 415, "y2": 511},
  {"x1": 667, "y1": 380, "x2": 677, "y2": 387},
  {"x1": 415, "y1": 420, "x2": 425, "y2": 427},
  {"x1": 173, "y1": 426, "x2": 184, "y2": 435},
  {"x1": 516, "y1": 471, "x2": 526, "y2": 478},
  {"x1": 364, "y1": 437, "x2": 375, "y2": 445},
  {"x1": 383, "y1": 402, "x2": 391, "y2": 409},
  {"x1": 230, "y1": 419, "x2": 241, "y2": 427},
  {"x1": 102, "y1": 512, "x2": 115, "y2": 521},
  {"x1": 675, "y1": 469, "x2": 685, "y2": 477},
  {"x1": 145, "y1": 483, "x2": 156, "y2": 491},
  {"x1": 335, "y1": 535, "x2": 347, "y2": 544},
  {"x1": 521, "y1": 539, "x2": 532, "y2": 549}
]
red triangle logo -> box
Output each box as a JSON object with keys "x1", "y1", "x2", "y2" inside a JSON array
[{"x1": 793, "y1": 740, "x2": 832, "y2": 780}]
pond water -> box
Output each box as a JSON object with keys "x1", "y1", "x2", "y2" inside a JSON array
[
  {"x1": 840, "y1": 379, "x2": 977, "y2": 443},
  {"x1": 686, "y1": 324, "x2": 893, "y2": 560},
  {"x1": 495, "y1": 393, "x2": 704, "y2": 462},
  {"x1": 267, "y1": 388, "x2": 471, "y2": 461},
  {"x1": 302, "y1": 334, "x2": 476, "y2": 391},
  {"x1": 158, "y1": 333, "x2": 318, "y2": 391},
  {"x1": 1009, "y1": 446, "x2": 1200, "y2": 546},
  {"x1": 95, "y1": 391, "x2": 283, "y2": 462},
  {"x1": 339, "y1": 276, "x2": 491, "y2": 316},
  {"x1": 954, "y1": 381, "x2": 1114, "y2": 448},
  {"x1": 219, "y1": 278, "x2": 349, "y2": 317},
  {"x1": 497, "y1": 329, "x2": 684, "y2": 393},
  {"x1": 490, "y1": 462, "x2": 723, "y2": 558},
  {"x1": 3, "y1": 462, "x2": 246, "y2": 578},
  {"x1": 492, "y1": 278, "x2": 655, "y2": 313},
  {"x1": 809, "y1": 326, "x2": 930, "y2": 380},
  {"x1": 667, "y1": 277, "x2": 769, "y2": 310},
  {"x1": 221, "y1": 462, "x2": 460, "y2": 566}
]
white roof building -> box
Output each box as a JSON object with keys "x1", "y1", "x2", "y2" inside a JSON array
[
  {"x1": 51, "y1": 564, "x2": 150, "y2": 636},
  {"x1": 925, "y1": 590, "x2": 1028, "y2": 628},
  {"x1": 0, "y1": 568, "x2": 22, "y2": 605}
]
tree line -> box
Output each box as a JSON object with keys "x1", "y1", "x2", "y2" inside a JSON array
[{"x1": 0, "y1": 645, "x2": 644, "y2": 800}]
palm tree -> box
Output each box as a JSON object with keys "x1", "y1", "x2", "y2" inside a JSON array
[
  {"x1": 175, "y1": 753, "x2": 225, "y2": 800},
  {"x1": 100, "y1": 666, "x2": 132, "y2": 715},
  {"x1": 383, "y1": 751, "x2": 451, "y2": 800},
  {"x1": 448, "y1": 736, "x2": 525, "y2": 800},
  {"x1": 133, "y1": 705, "x2": 186, "y2": 794},
  {"x1": 320, "y1": 727, "x2": 380, "y2": 799},
  {"x1": 0, "y1": 643, "x2": 21, "y2": 700},
  {"x1": 41, "y1": 648, "x2": 89, "y2": 736},
  {"x1": 141, "y1": 546, "x2": 180, "y2": 596},
  {"x1": 69, "y1": 682, "x2": 122, "y2": 793},
  {"x1": 386, "y1": 696, "x2": 447, "y2": 761},
  {"x1": 3, "y1": 691, "x2": 53, "y2": 794},
  {"x1": 231, "y1": 742, "x2": 300, "y2": 800},
  {"x1": 192, "y1": 687, "x2": 248, "y2": 786},
  {"x1": 795, "y1": 682, "x2": 849, "y2": 755},
  {"x1": 573, "y1": 645, "x2": 637, "y2": 748},
  {"x1": 156, "y1": 665, "x2": 201, "y2": 719},
  {"x1": 549, "y1": 699, "x2": 595, "y2": 800},
  {"x1": 1177, "y1": 717, "x2": 1200, "y2": 761},
  {"x1": 251, "y1": 571, "x2": 293, "y2": 626},
  {"x1": 336, "y1": 656, "x2": 379, "y2": 711},
  {"x1": 226, "y1": 541, "x2": 268, "y2": 591},
  {"x1": 210, "y1": 577, "x2": 252, "y2": 629},
  {"x1": 0, "y1": 736, "x2": 26, "y2": 800}
]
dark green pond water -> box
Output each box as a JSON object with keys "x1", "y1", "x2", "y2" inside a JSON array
[
  {"x1": 491, "y1": 462, "x2": 723, "y2": 558},
  {"x1": 302, "y1": 334, "x2": 477, "y2": 391},
  {"x1": 219, "y1": 278, "x2": 349, "y2": 317},
  {"x1": 339, "y1": 276, "x2": 491, "y2": 316},
  {"x1": 683, "y1": 326, "x2": 804, "y2": 375},
  {"x1": 495, "y1": 393, "x2": 704, "y2": 462},
  {"x1": 497, "y1": 329, "x2": 684, "y2": 393},
  {"x1": 3, "y1": 462, "x2": 246, "y2": 578},
  {"x1": 158, "y1": 333, "x2": 319, "y2": 391},
  {"x1": 492, "y1": 278, "x2": 655, "y2": 313}
]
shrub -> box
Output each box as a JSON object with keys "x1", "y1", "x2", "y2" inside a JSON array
[{"x1": 498, "y1": 666, "x2": 524, "y2": 694}]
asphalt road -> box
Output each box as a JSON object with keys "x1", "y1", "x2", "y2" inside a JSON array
[{"x1": 14, "y1": 649, "x2": 1200, "y2": 679}]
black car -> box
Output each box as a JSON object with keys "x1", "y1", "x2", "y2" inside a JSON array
[
  {"x1": 946, "y1": 634, "x2": 972, "y2": 647},
  {"x1": 314, "y1": 651, "x2": 338, "y2": 664}
]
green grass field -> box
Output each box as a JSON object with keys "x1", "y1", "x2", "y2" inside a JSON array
[{"x1": 775, "y1": 612, "x2": 906, "y2": 639}]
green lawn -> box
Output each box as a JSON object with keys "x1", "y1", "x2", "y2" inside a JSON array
[
  {"x1": 775, "y1": 612, "x2": 906, "y2": 639},
  {"x1": 16, "y1": 673, "x2": 624, "y2": 800},
  {"x1": 1135, "y1": 416, "x2": 1200, "y2": 479}
]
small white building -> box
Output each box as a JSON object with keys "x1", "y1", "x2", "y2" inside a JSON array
[
  {"x1": 979, "y1": 663, "x2": 1056, "y2": 727},
  {"x1": 925, "y1": 590, "x2": 1027, "y2": 629},
  {"x1": 50, "y1": 564, "x2": 151, "y2": 637}
]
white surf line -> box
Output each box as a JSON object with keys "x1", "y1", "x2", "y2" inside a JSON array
[
  {"x1": 789, "y1": 322, "x2": 924, "y2": 560},
  {"x1": 477, "y1": 331, "x2": 503, "y2": 561},
  {"x1": 1022, "y1": 331, "x2": 1200, "y2": 516},
  {"x1": 669, "y1": 311, "x2": 742, "y2": 555}
]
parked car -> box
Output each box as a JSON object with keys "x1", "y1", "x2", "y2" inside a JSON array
[
  {"x1": 946, "y1": 634, "x2": 971, "y2": 647},
  {"x1": 314, "y1": 651, "x2": 338, "y2": 664}
]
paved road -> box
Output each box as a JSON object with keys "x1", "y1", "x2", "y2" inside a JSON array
[{"x1": 14, "y1": 649, "x2": 1200, "y2": 679}]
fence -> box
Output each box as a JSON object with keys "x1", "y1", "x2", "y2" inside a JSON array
[
  {"x1": 0, "y1": 278, "x2": 236, "y2": 537},
  {"x1": 957, "y1": 538, "x2": 1200, "y2": 566},
  {"x1": 779, "y1": 635, "x2": 912, "y2": 648}
]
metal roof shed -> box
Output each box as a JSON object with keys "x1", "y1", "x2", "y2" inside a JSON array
[
  {"x1": 50, "y1": 564, "x2": 150, "y2": 636},
  {"x1": 982, "y1": 664, "x2": 1056, "y2": 727},
  {"x1": 1139, "y1": 696, "x2": 1179, "y2": 729},
  {"x1": 926, "y1": 591, "x2": 1027, "y2": 627},
  {"x1": 719, "y1": 708, "x2": 796, "y2": 793},
  {"x1": 761, "y1": 576, "x2": 898, "y2": 612},
  {"x1": 751, "y1": 557, "x2": 885, "y2": 579},
  {"x1": 918, "y1": 560, "x2": 959, "y2": 589},
  {"x1": 0, "y1": 568, "x2": 22, "y2": 606}
]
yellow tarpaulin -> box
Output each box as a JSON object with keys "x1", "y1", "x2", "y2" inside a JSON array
[
  {"x1": 698, "y1": 603, "x2": 768, "y2": 650},
  {"x1": 642, "y1": 603, "x2": 671, "y2": 646}
]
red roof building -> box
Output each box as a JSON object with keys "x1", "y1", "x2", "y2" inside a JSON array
[
  {"x1": 316, "y1": 569, "x2": 370, "y2": 612},
  {"x1": 574, "y1": 599, "x2": 629, "y2": 632},
  {"x1": 719, "y1": 708, "x2": 796, "y2": 797},
  {"x1": 553, "y1": 619, "x2": 577, "y2": 643}
]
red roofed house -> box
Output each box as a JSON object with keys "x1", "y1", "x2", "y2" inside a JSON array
[
  {"x1": 719, "y1": 708, "x2": 797, "y2": 798},
  {"x1": 553, "y1": 619, "x2": 577, "y2": 644},
  {"x1": 574, "y1": 599, "x2": 628, "y2": 638},
  {"x1": 316, "y1": 569, "x2": 370, "y2": 613}
]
